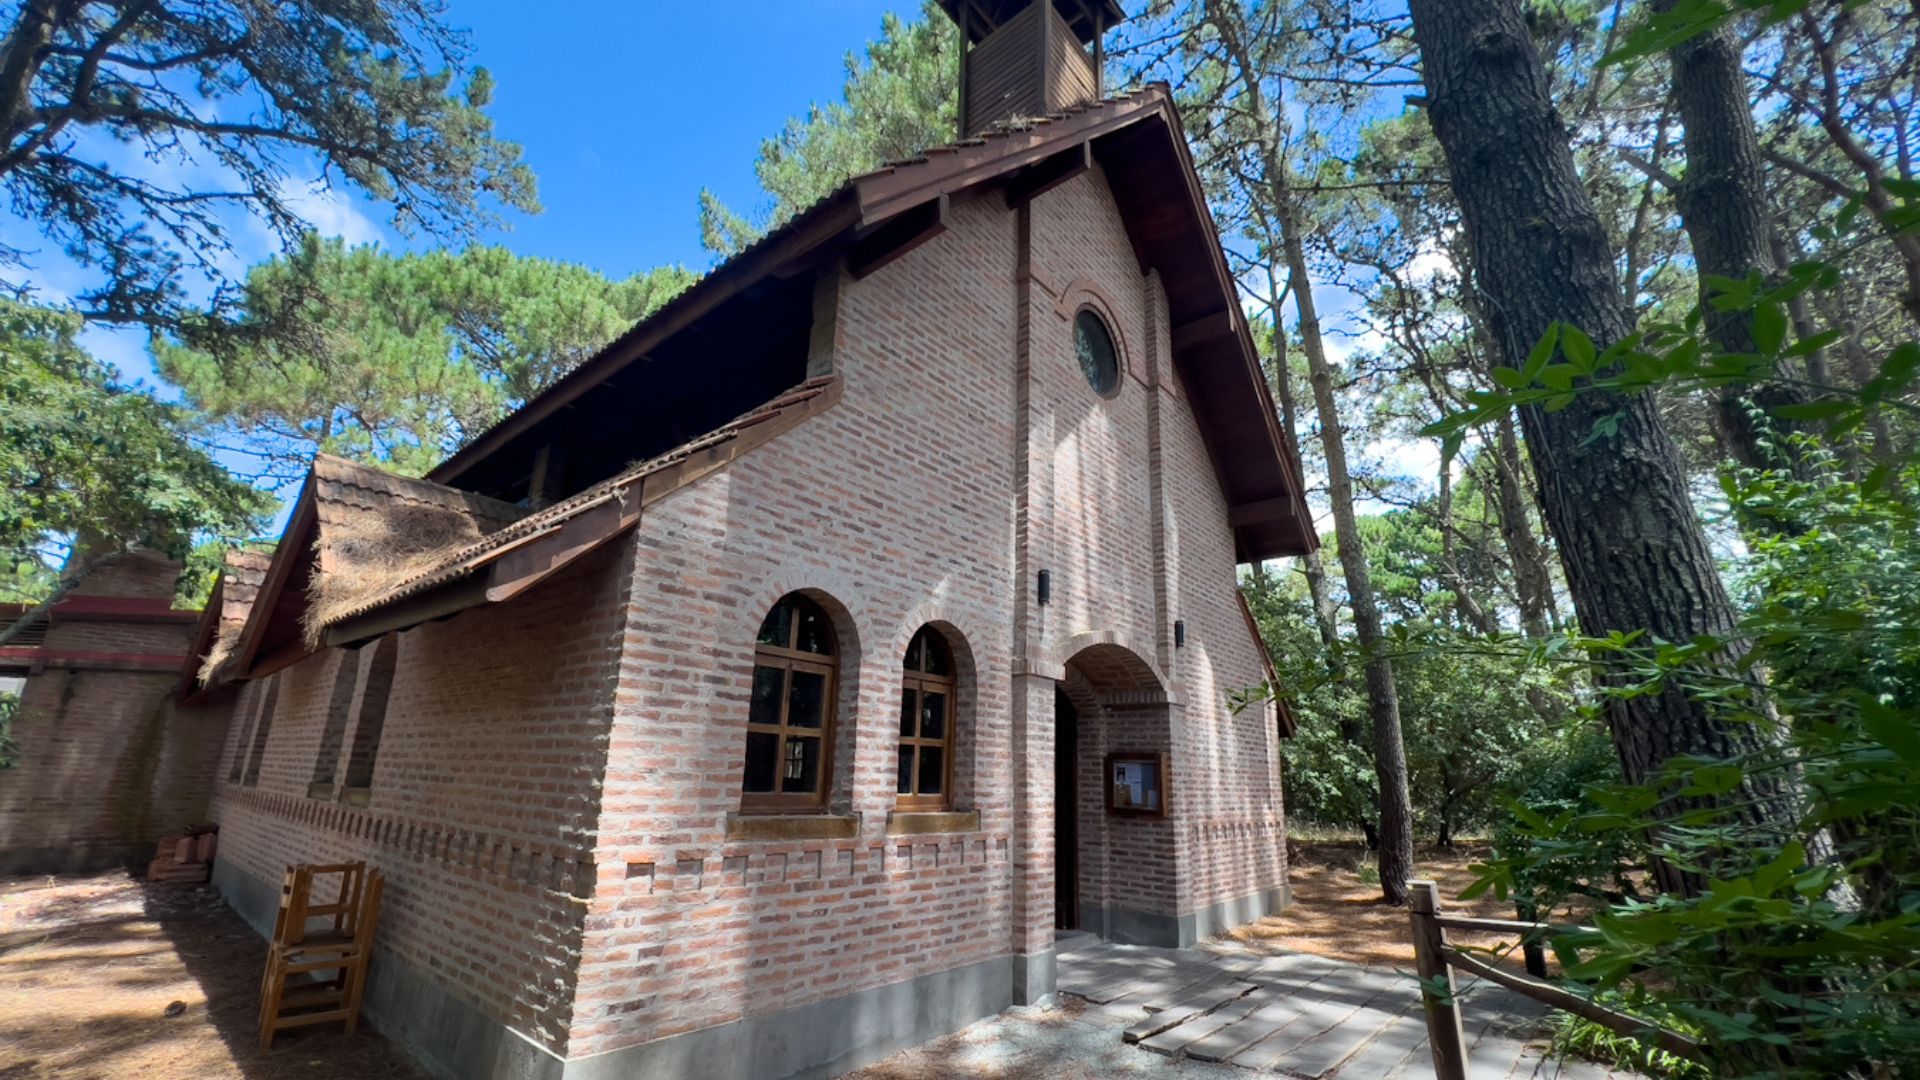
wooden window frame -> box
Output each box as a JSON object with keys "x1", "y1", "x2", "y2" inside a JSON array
[
  {"x1": 741, "y1": 597, "x2": 838, "y2": 814},
  {"x1": 896, "y1": 627, "x2": 957, "y2": 812}
]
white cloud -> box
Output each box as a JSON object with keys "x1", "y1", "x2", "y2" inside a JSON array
[{"x1": 271, "y1": 180, "x2": 385, "y2": 249}]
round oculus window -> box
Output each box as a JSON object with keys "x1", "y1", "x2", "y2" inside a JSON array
[{"x1": 1074, "y1": 310, "x2": 1121, "y2": 396}]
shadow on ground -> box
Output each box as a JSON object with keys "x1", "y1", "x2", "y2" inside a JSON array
[{"x1": 0, "y1": 870, "x2": 421, "y2": 1079}]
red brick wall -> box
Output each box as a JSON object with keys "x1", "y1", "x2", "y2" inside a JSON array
[
  {"x1": 208, "y1": 543, "x2": 631, "y2": 1055},
  {"x1": 1025, "y1": 171, "x2": 1288, "y2": 920},
  {"x1": 569, "y1": 190, "x2": 1023, "y2": 1056},
  {"x1": 0, "y1": 550, "x2": 227, "y2": 873},
  {"x1": 567, "y1": 168, "x2": 1289, "y2": 1056}
]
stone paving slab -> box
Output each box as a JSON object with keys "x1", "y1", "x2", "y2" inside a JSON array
[{"x1": 1056, "y1": 940, "x2": 1640, "y2": 1080}]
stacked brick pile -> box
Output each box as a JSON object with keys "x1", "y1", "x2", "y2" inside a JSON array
[{"x1": 148, "y1": 825, "x2": 218, "y2": 884}]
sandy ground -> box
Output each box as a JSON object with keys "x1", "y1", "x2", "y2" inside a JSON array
[
  {"x1": 0, "y1": 872, "x2": 423, "y2": 1080},
  {"x1": 1221, "y1": 841, "x2": 1556, "y2": 968}
]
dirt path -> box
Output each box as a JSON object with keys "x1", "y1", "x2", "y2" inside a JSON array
[
  {"x1": 1220, "y1": 842, "x2": 1532, "y2": 968},
  {"x1": 0, "y1": 872, "x2": 422, "y2": 1080}
]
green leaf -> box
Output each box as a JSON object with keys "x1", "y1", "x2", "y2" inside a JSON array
[
  {"x1": 1491, "y1": 366, "x2": 1530, "y2": 390},
  {"x1": 1770, "y1": 400, "x2": 1854, "y2": 421},
  {"x1": 1752, "y1": 302, "x2": 1788, "y2": 355},
  {"x1": 1524, "y1": 323, "x2": 1560, "y2": 378},
  {"x1": 1681, "y1": 763, "x2": 1745, "y2": 796},
  {"x1": 1563, "y1": 326, "x2": 1598, "y2": 373},
  {"x1": 1861, "y1": 699, "x2": 1920, "y2": 763}
]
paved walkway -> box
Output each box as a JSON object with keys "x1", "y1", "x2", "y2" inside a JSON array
[{"x1": 1056, "y1": 933, "x2": 1630, "y2": 1079}]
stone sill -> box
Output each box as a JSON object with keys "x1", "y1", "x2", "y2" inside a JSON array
[
  {"x1": 725, "y1": 813, "x2": 859, "y2": 842},
  {"x1": 307, "y1": 781, "x2": 334, "y2": 800},
  {"x1": 340, "y1": 786, "x2": 372, "y2": 808},
  {"x1": 885, "y1": 810, "x2": 981, "y2": 836}
]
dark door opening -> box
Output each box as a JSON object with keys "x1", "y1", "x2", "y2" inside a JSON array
[{"x1": 1054, "y1": 687, "x2": 1079, "y2": 930}]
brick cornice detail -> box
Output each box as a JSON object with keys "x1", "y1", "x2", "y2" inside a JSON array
[{"x1": 217, "y1": 785, "x2": 594, "y2": 899}]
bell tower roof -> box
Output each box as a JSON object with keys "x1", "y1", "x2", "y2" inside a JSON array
[{"x1": 938, "y1": 0, "x2": 1126, "y2": 46}]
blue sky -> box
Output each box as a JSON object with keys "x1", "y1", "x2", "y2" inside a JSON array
[{"x1": 451, "y1": 1, "x2": 905, "y2": 274}]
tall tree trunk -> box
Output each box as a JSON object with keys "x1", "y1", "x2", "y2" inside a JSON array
[
  {"x1": 1658, "y1": 0, "x2": 1810, "y2": 472},
  {"x1": 1205, "y1": 0, "x2": 1417, "y2": 905},
  {"x1": 1284, "y1": 214, "x2": 1416, "y2": 906},
  {"x1": 1491, "y1": 414, "x2": 1555, "y2": 638},
  {"x1": 1265, "y1": 275, "x2": 1340, "y2": 655},
  {"x1": 1406, "y1": 0, "x2": 1797, "y2": 894}
]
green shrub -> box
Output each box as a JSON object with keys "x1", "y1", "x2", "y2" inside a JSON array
[{"x1": 1550, "y1": 1012, "x2": 1711, "y2": 1080}]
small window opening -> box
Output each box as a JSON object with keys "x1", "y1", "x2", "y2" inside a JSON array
[
  {"x1": 897, "y1": 626, "x2": 956, "y2": 810},
  {"x1": 1074, "y1": 309, "x2": 1121, "y2": 396}
]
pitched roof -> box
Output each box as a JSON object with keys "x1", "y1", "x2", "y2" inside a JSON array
[
  {"x1": 429, "y1": 85, "x2": 1315, "y2": 562},
  {"x1": 320, "y1": 376, "x2": 841, "y2": 645},
  {"x1": 203, "y1": 457, "x2": 526, "y2": 685},
  {"x1": 186, "y1": 377, "x2": 842, "y2": 690},
  {"x1": 177, "y1": 548, "x2": 271, "y2": 693}
]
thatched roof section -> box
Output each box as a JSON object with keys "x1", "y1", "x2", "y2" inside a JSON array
[
  {"x1": 196, "y1": 549, "x2": 273, "y2": 685},
  {"x1": 322, "y1": 376, "x2": 841, "y2": 633},
  {"x1": 302, "y1": 455, "x2": 525, "y2": 645}
]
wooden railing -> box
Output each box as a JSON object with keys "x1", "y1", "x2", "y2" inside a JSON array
[{"x1": 1407, "y1": 879, "x2": 1704, "y2": 1080}]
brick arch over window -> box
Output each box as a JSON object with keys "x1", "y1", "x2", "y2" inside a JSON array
[
  {"x1": 738, "y1": 588, "x2": 861, "y2": 814},
  {"x1": 1050, "y1": 277, "x2": 1136, "y2": 385}
]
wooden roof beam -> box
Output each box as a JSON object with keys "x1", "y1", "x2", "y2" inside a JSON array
[
  {"x1": 1171, "y1": 308, "x2": 1239, "y2": 353},
  {"x1": 1228, "y1": 496, "x2": 1299, "y2": 528},
  {"x1": 1004, "y1": 142, "x2": 1091, "y2": 208},
  {"x1": 848, "y1": 194, "x2": 950, "y2": 280}
]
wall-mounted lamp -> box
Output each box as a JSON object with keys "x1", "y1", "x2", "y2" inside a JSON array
[
  {"x1": 1174, "y1": 619, "x2": 1187, "y2": 648},
  {"x1": 1037, "y1": 569, "x2": 1051, "y2": 606}
]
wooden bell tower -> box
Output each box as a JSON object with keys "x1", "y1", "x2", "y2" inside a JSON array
[{"x1": 940, "y1": 0, "x2": 1126, "y2": 137}]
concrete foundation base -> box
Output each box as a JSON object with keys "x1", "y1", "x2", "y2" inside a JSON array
[
  {"x1": 1080, "y1": 883, "x2": 1291, "y2": 949},
  {"x1": 214, "y1": 857, "x2": 1016, "y2": 1080},
  {"x1": 1011, "y1": 949, "x2": 1056, "y2": 1005}
]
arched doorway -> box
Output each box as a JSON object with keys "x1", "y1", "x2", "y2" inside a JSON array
[{"x1": 1053, "y1": 639, "x2": 1178, "y2": 945}]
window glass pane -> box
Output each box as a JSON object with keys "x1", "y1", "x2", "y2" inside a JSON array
[
  {"x1": 781, "y1": 735, "x2": 821, "y2": 793},
  {"x1": 742, "y1": 732, "x2": 778, "y2": 792},
  {"x1": 757, "y1": 601, "x2": 792, "y2": 648},
  {"x1": 899, "y1": 688, "x2": 916, "y2": 737},
  {"x1": 920, "y1": 690, "x2": 947, "y2": 740},
  {"x1": 921, "y1": 631, "x2": 950, "y2": 677},
  {"x1": 749, "y1": 665, "x2": 784, "y2": 726},
  {"x1": 793, "y1": 602, "x2": 833, "y2": 655},
  {"x1": 917, "y1": 746, "x2": 944, "y2": 796},
  {"x1": 789, "y1": 669, "x2": 826, "y2": 728},
  {"x1": 904, "y1": 630, "x2": 923, "y2": 672},
  {"x1": 897, "y1": 746, "x2": 914, "y2": 793},
  {"x1": 1074, "y1": 310, "x2": 1120, "y2": 395}
]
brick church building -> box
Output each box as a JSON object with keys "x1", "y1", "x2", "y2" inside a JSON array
[{"x1": 0, "y1": 1, "x2": 1316, "y2": 1076}]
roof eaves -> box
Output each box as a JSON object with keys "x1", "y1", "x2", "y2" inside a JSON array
[{"x1": 323, "y1": 376, "x2": 843, "y2": 646}]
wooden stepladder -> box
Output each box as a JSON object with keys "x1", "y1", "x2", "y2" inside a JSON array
[{"x1": 258, "y1": 862, "x2": 385, "y2": 1049}]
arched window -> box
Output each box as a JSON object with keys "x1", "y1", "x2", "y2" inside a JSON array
[
  {"x1": 742, "y1": 594, "x2": 837, "y2": 811},
  {"x1": 897, "y1": 626, "x2": 955, "y2": 810},
  {"x1": 1073, "y1": 309, "x2": 1121, "y2": 396}
]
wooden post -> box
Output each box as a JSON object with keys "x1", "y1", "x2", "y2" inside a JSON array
[
  {"x1": 1409, "y1": 880, "x2": 1469, "y2": 1080},
  {"x1": 1523, "y1": 940, "x2": 1549, "y2": 979}
]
